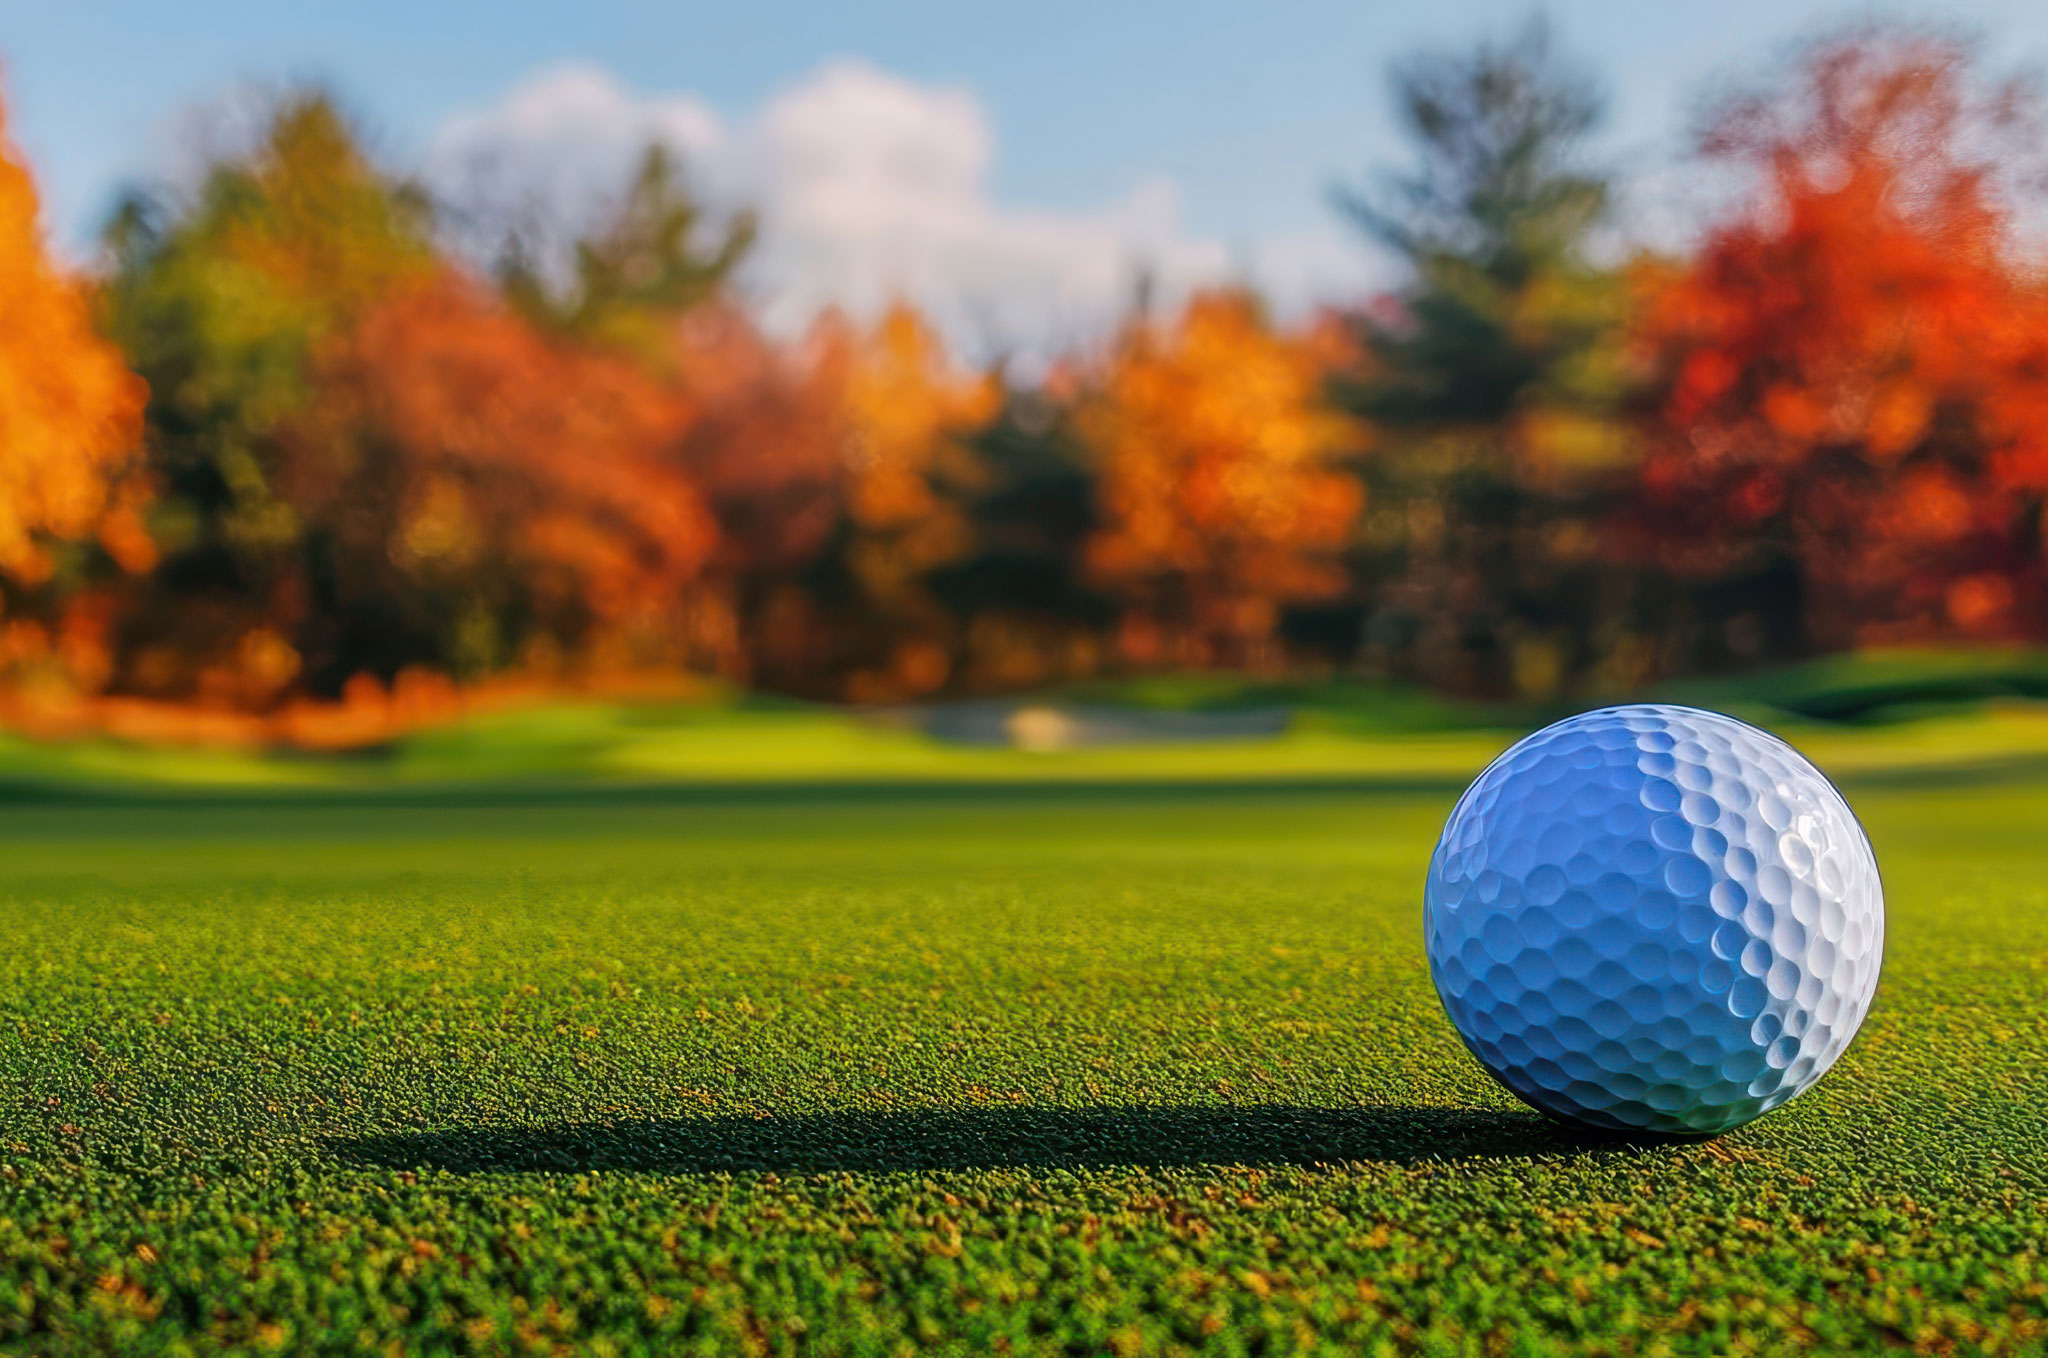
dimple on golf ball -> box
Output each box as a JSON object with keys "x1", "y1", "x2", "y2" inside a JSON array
[{"x1": 1424, "y1": 704, "x2": 1883, "y2": 1134}]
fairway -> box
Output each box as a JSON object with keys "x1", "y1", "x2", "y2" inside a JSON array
[{"x1": 3, "y1": 778, "x2": 2045, "y2": 1354}]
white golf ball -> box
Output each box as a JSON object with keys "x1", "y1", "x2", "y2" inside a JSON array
[{"x1": 1424, "y1": 704, "x2": 1884, "y2": 1134}]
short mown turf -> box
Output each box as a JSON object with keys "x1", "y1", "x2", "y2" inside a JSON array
[{"x1": 3, "y1": 780, "x2": 2044, "y2": 1354}]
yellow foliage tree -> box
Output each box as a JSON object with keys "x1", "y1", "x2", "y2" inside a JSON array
[
  {"x1": 0, "y1": 95, "x2": 147, "y2": 586},
  {"x1": 832, "y1": 305, "x2": 998, "y2": 699},
  {"x1": 1084, "y1": 291, "x2": 1362, "y2": 669}
]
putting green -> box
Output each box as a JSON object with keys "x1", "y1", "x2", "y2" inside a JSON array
[{"x1": 1, "y1": 754, "x2": 2043, "y2": 1352}]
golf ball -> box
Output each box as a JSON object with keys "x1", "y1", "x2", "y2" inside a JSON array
[{"x1": 1424, "y1": 704, "x2": 1883, "y2": 1134}]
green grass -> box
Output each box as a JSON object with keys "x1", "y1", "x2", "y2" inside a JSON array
[
  {"x1": 17, "y1": 654, "x2": 2048, "y2": 800},
  {"x1": 2, "y1": 745, "x2": 2045, "y2": 1356},
  {"x1": 1055, "y1": 646, "x2": 2048, "y2": 728}
]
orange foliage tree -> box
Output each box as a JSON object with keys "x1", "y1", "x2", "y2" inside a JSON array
[
  {"x1": 832, "y1": 305, "x2": 998, "y2": 700},
  {"x1": 0, "y1": 95, "x2": 148, "y2": 587},
  {"x1": 1634, "y1": 29, "x2": 2048, "y2": 651},
  {"x1": 1084, "y1": 291, "x2": 1362, "y2": 669},
  {"x1": 674, "y1": 304, "x2": 1001, "y2": 702},
  {"x1": 0, "y1": 90, "x2": 149, "y2": 702},
  {"x1": 673, "y1": 305, "x2": 1022, "y2": 700},
  {"x1": 285, "y1": 273, "x2": 716, "y2": 688}
]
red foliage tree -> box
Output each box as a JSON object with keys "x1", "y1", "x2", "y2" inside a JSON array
[
  {"x1": 285, "y1": 272, "x2": 716, "y2": 686},
  {"x1": 664, "y1": 305, "x2": 852, "y2": 685},
  {"x1": 1634, "y1": 29, "x2": 2048, "y2": 650}
]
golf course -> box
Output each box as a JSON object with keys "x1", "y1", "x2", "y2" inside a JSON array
[
  {"x1": 14, "y1": 1, "x2": 2048, "y2": 1348},
  {"x1": 3, "y1": 679, "x2": 2044, "y2": 1355}
]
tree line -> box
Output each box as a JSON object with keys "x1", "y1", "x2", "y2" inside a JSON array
[{"x1": 1, "y1": 22, "x2": 2045, "y2": 731}]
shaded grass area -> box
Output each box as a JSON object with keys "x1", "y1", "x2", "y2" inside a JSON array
[
  {"x1": 329, "y1": 1105, "x2": 1632, "y2": 1177},
  {"x1": 1, "y1": 778, "x2": 2044, "y2": 1355}
]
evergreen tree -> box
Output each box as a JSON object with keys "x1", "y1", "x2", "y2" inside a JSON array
[
  {"x1": 501, "y1": 145, "x2": 755, "y2": 365},
  {"x1": 1335, "y1": 22, "x2": 1642, "y2": 698},
  {"x1": 930, "y1": 388, "x2": 1112, "y2": 691}
]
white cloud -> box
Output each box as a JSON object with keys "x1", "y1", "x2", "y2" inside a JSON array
[
  {"x1": 427, "y1": 62, "x2": 725, "y2": 264},
  {"x1": 427, "y1": 60, "x2": 1376, "y2": 362},
  {"x1": 737, "y1": 61, "x2": 1245, "y2": 361},
  {"x1": 1245, "y1": 225, "x2": 1390, "y2": 319}
]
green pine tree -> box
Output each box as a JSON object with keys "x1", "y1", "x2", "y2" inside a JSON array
[
  {"x1": 1335, "y1": 21, "x2": 1644, "y2": 699},
  {"x1": 502, "y1": 144, "x2": 755, "y2": 362}
]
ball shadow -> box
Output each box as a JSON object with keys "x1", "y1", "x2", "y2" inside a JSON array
[{"x1": 326, "y1": 1103, "x2": 1676, "y2": 1176}]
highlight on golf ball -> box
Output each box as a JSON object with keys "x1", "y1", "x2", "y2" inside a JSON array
[{"x1": 1423, "y1": 704, "x2": 1883, "y2": 1135}]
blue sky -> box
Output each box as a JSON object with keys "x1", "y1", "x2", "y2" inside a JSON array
[{"x1": 6, "y1": 1, "x2": 2046, "y2": 355}]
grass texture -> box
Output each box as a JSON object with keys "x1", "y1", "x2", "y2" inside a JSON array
[{"x1": 1, "y1": 736, "x2": 2045, "y2": 1352}]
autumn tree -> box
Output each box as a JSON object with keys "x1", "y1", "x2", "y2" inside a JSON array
[
  {"x1": 102, "y1": 93, "x2": 436, "y2": 699},
  {"x1": 282, "y1": 274, "x2": 715, "y2": 690},
  {"x1": 1335, "y1": 22, "x2": 1641, "y2": 697},
  {"x1": 1084, "y1": 291, "x2": 1361, "y2": 670},
  {"x1": 0, "y1": 90, "x2": 150, "y2": 696},
  {"x1": 98, "y1": 98, "x2": 740, "y2": 703},
  {"x1": 1635, "y1": 27, "x2": 2048, "y2": 654},
  {"x1": 817, "y1": 306, "x2": 997, "y2": 702},
  {"x1": 664, "y1": 304, "x2": 849, "y2": 685}
]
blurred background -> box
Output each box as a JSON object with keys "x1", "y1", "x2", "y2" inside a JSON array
[{"x1": 5, "y1": 1, "x2": 2048, "y2": 761}]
